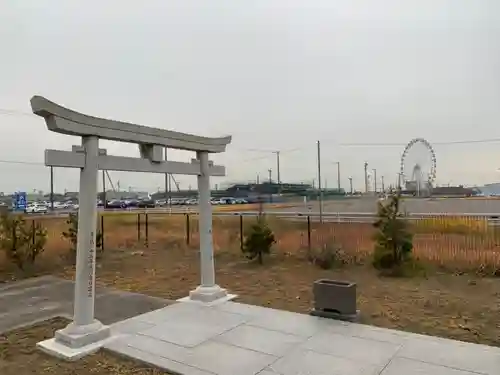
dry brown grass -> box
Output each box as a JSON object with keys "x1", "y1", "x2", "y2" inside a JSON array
[{"x1": 0, "y1": 317, "x2": 171, "y2": 375}]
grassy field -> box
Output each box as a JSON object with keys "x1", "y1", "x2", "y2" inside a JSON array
[{"x1": 0, "y1": 212, "x2": 499, "y2": 349}]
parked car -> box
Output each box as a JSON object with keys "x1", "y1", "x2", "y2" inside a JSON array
[
  {"x1": 138, "y1": 199, "x2": 156, "y2": 208},
  {"x1": 52, "y1": 201, "x2": 66, "y2": 209},
  {"x1": 62, "y1": 201, "x2": 74, "y2": 209},
  {"x1": 123, "y1": 199, "x2": 140, "y2": 208},
  {"x1": 107, "y1": 200, "x2": 126, "y2": 209},
  {"x1": 219, "y1": 197, "x2": 237, "y2": 205},
  {"x1": 162, "y1": 198, "x2": 185, "y2": 206},
  {"x1": 25, "y1": 203, "x2": 48, "y2": 214},
  {"x1": 155, "y1": 199, "x2": 166, "y2": 207}
]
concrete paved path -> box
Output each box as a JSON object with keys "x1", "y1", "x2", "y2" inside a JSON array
[
  {"x1": 0, "y1": 275, "x2": 172, "y2": 334},
  {"x1": 106, "y1": 301, "x2": 500, "y2": 375}
]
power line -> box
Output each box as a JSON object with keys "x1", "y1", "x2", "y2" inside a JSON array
[
  {"x1": 0, "y1": 108, "x2": 34, "y2": 117},
  {"x1": 0, "y1": 159, "x2": 44, "y2": 166},
  {"x1": 241, "y1": 147, "x2": 304, "y2": 154},
  {"x1": 238, "y1": 147, "x2": 304, "y2": 163},
  {"x1": 339, "y1": 138, "x2": 500, "y2": 147},
  {"x1": 239, "y1": 154, "x2": 275, "y2": 163}
]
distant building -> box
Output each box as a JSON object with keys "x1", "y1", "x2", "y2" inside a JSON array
[
  {"x1": 432, "y1": 186, "x2": 475, "y2": 197},
  {"x1": 405, "y1": 180, "x2": 432, "y2": 194},
  {"x1": 475, "y1": 183, "x2": 500, "y2": 196},
  {"x1": 224, "y1": 182, "x2": 313, "y2": 197}
]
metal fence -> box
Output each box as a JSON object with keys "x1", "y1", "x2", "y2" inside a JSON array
[{"x1": 29, "y1": 211, "x2": 500, "y2": 272}]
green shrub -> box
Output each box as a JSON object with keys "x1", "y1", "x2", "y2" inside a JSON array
[
  {"x1": 62, "y1": 213, "x2": 102, "y2": 260},
  {"x1": 0, "y1": 213, "x2": 47, "y2": 271},
  {"x1": 242, "y1": 217, "x2": 275, "y2": 264},
  {"x1": 372, "y1": 189, "x2": 414, "y2": 275},
  {"x1": 309, "y1": 241, "x2": 345, "y2": 270}
]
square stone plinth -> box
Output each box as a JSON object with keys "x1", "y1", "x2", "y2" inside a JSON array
[{"x1": 38, "y1": 319, "x2": 111, "y2": 361}]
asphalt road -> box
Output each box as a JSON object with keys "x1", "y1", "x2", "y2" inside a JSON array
[
  {"x1": 282, "y1": 197, "x2": 500, "y2": 215},
  {"x1": 0, "y1": 276, "x2": 171, "y2": 334}
]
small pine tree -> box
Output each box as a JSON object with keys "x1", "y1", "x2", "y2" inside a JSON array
[
  {"x1": 242, "y1": 216, "x2": 275, "y2": 264},
  {"x1": 62, "y1": 213, "x2": 102, "y2": 260},
  {"x1": 27, "y1": 222, "x2": 47, "y2": 266},
  {"x1": 0, "y1": 213, "x2": 47, "y2": 271},
  {"x1": 372, "y1": 189, "x2": 413, "y2": 273}
]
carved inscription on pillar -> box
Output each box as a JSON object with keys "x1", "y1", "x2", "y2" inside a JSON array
[{"x1": 87, "y1": 232, "x2": 95, "y2": 297}]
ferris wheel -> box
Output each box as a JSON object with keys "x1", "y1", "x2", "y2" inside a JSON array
[{"x1": 400, "y1": 138, "x2": 437, "y2": 195}]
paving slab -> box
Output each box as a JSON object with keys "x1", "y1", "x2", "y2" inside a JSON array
[
  {"x1": 214, "y1": 324, "x2": 304, "y2": 356},
  {"x1": 395, "y1": 335, "x2": 500, "y2": 375},
  {"x1": 105, "y1": 301, "x2": 500, "y2": 375},
  {"x1": 268, "y1": 348, "x2": 382, "y2": 375},
  {"x1": 381, "y1": 357, "x2": 480, "y2": 375}
]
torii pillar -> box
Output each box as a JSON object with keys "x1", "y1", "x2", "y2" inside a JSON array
[
  {"x1": 30, "y1": 96, "x2": 232, "y2": 360},
  {"x1": 187, "y1": 151, "x2": 228, "y2": 302}
]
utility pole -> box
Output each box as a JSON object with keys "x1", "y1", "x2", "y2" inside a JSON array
[
  {"x1": 348, "y1": 177, "x2": 353, "y2": 195},
  {"x1": 317, "y1": 140, "x2": 323, "y2": 223},
  {"x1": 165, "y1": 148, "x2": 172, "y2": 207},
  {"x1": 102, "y1": 170, "x2": 106, "y2": 208},
  {"x1": 372, "y1": 168, "x2": 377, "y2": 194},
  {"x1": 49, "y1": 166, "x2": 54, "y2": 211},
  {"x1": 364, "y1": 162, "x2": 368, "y2": 193},
  {"x1": 334, "y1": 161, "x2": 341, "y2": 192},
  {"x1": 381, "y1": 175, "x2": 385, "y2": 193},
  {"x1": 256, "y1": 173, "x2": 260, "y2": 184},
  {"x1": 268, "y1": 168, "x2": 272, "y2": 203},
  {"x1": 273, "y1": 151, "x2": 281, "y2": 193}
]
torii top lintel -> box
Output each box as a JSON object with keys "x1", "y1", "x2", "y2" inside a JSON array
[{"x1": 30, "y1": 96, "x2": 232, "y2": 153}]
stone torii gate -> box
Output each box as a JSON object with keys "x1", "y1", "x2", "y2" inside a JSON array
[{"x1": 31, "y1": 96, "x2": 233, "y2": 359}]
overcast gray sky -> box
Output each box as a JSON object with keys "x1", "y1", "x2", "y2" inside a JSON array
[{"x1": 1, "y1": 0, "x2": 499, "y2": 194}]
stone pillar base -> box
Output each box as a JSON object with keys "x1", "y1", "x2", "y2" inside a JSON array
[
  {"x1": 55, "y1": 319, "x2": 110, "y2": 348},
  {"x1": 187, "y1": 284, "x2": 235, "y2": 303},
  {"x1": 37, "y1": 319, "x2": 111, "y2": 361}
]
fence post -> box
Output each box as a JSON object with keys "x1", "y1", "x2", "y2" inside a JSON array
[
  {"x1": 186, "y1": 213, "x2": 190, "y2": 245},
  {"x1": 239, "y1": 214, "x2": 244, "y2": 250},
  {"x1": 32, "y1": 219, "x2": 35, "y2": 245},
  {"x1": 100, "y1": 215, "x2": 104, "y2": 250},
  {"x1": 145, "y1": 213, "x2": 149, "y2": 248},
  {"x1": 307, "y1": 215, "x2": 311, "y2": 251},
  {"x1": 137, "y1": 213, "x2": 141, "y2": 241}
]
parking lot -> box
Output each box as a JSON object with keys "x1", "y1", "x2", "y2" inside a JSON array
[
  {"x1": 8, "y1": 196, "x2": 500, "y2": 217},
  {"x1": 291, "y1": 197, "x2": 500, "y2": 215}
]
